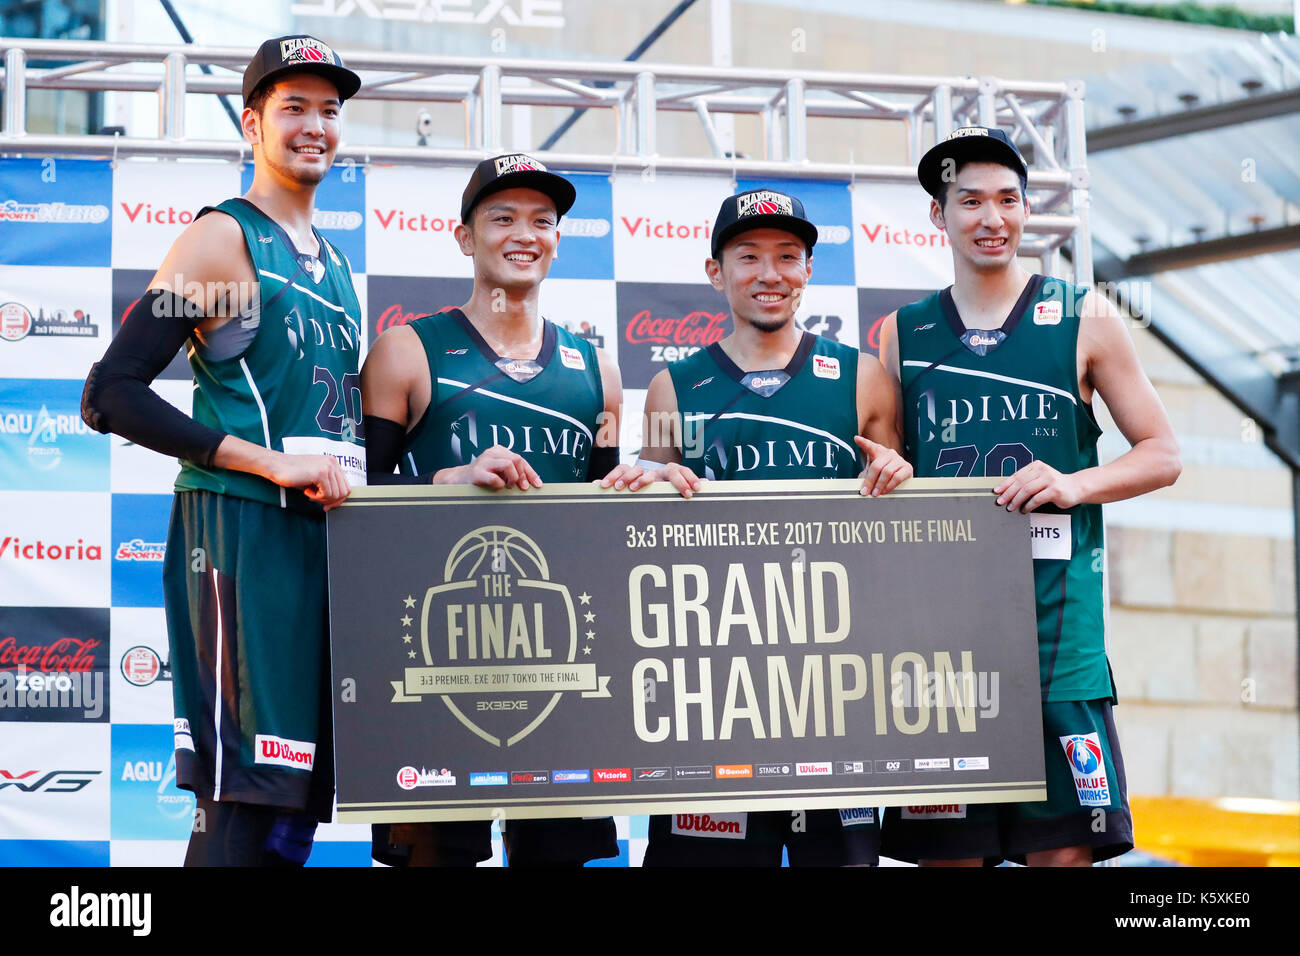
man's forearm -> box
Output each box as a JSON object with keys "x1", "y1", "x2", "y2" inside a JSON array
[{"x1": 1074, "y1": 436, "x2": 1181, "y2": 505}]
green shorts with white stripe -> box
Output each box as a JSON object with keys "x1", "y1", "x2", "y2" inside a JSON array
[{"x1": 163, "y1": 489, "x2": 336, "y2": 821}]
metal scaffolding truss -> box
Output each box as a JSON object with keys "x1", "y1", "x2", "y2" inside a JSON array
[{"x1": 0, "y1": 37, "x2": 1093, "y2": 281}]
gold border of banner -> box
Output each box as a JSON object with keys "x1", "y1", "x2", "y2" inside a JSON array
[
  {"x1": 341, "y1": 476, "x2": 998, "y2": 504},
  {"x1": 339, "y1": 782, "x2": 1047, "y2": 823}
]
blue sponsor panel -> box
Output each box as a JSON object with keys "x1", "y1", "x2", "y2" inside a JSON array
[
  {"x1": 469, "y1": 771, "x2": 508, "y2": 786},
  {"x1": 110, "y1": 494, "x2": 171, "y2": 608},
  {"x1": 110, "y1": 724, "x2": 196, "y2": 840},
  {"x1": 736, "y1": 177, "x2": 854, "y2": 285},
  {"x1": 585, "y1": 841, "x2": 630, "y2": 867},
  {"x1": 550, "y1": 172, "x2": 614, "y2": 281},
  {"x1": 0, "y1": 379, "x2": 109, "y2": 491},
  {"x1": 242, "y1": 161, "x2": 366, "y2": 272},
  {"x1": 306, "y1": 841, "x2": 376, "y2": 867},
  {"x1": 0, "y1": 840, "x2": 110, "y2": 866},
  {"x1": 0, "y1": 158, "x2": 113, "y2": 267}
]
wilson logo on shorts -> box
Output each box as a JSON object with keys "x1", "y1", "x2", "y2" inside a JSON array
[
  {"x1": 254, "y1": 734, "x2": 316, "y2": 771},
  {"x1": 671, "y1": 813, "x2": 748, "y2": 839},
  {"x1": 1059, "y1": 733, "x2": 1109, "y2": 807},
  {"x1": 900, "y1": 804, "x2": 966, "y2": 820}
]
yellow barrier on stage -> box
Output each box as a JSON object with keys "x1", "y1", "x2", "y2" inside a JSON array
[{"x1": 1131, "y1": 796, "x2": 1300, "y2": 867}]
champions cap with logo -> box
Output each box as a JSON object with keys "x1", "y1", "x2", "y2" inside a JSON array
[
  {"x1": 242, "y1": 35, "x2": 362, "y2": 106},
  {"x1": 917, "y1": 126, "x2": 1028, "y2": 198},
  {"x1": 710, "y1": 188, "x2": 818, "y2": 259},
  {"x1": 460, "y1": 154, "x2": 577, "y2": 222}
]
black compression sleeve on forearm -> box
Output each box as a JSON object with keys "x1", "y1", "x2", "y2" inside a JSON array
[
  {"x1": 362, "y1": 414, "x2": 431, "y2": 485},
  {"x1": 586, "y1": 444, "x2": 621, "y2": 481},
  {"x1": 81, "y1": 289, "x2": 228, "y2": 467}
]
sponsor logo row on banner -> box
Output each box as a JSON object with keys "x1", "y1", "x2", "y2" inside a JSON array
[{"x1": 0, "y1": 157, "x2": 954, "y2": 288}]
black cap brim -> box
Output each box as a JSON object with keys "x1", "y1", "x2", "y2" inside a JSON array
[
  {"x1": 918, "y1": 136, "x2": 1027, "y2": 198},
  {"x1": 461, "y1": 170, "x2": 576, "y2": 222},
  {"x1": 244, "y1": 63, "x2": 361, "y2": 106},
  {"x1": 711, "y1": 215, "x2": 818, "y2": 259}
]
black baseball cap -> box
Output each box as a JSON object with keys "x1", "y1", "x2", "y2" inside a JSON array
[
  {"x1": 917, "y1": 126, "x2": 1028, "y2": 199},
  {"x1": 242, "y1": 35, "x2": 361, "y2": 106},
  {"x1": 460, "y1": 154, "x2": 577, "y2": 222},
  {"x1": 710, "y1": 188, "x2": 818, "y2": 259}
]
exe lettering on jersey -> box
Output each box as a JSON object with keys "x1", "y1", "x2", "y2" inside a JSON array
[{"x1": 705, "y1": 437, "x2": 846, "y2": 476}]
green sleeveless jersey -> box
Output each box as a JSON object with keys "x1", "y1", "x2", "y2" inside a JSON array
[
  {"x1": 668, "y1": 332, "x2": 862, "y2": 480},
  {"x1": 896, "y1": 275, "x2": 1110, "y2": 702},
  {"x1": 400, "y1": 309, "x2": 603, "y2": 481},
  {"x1": 175, "y1": 198, "x2": 366, "y2": 512}
]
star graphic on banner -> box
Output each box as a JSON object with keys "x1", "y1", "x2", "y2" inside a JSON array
[
  {"x1": 408, "y1": 650, "x2": 416, "y2": 659},
  {"x1": 403, "y1": 595, "x2": 416, "y2": 608},
  {"x1": 583, "y1": 646, "x2": 592, "y2": 656},
  {"x1": 585, "y1": 630, "x2": 595, "y2": 641},
  {"x1": 583, "y1": 611, "x2": 595, "y2": 623},
  {"x1": 403, "y1": 634, "x2": 413, "y2": 644},
  {"x1": 401, "y1": 615, "x2": 412, "y2": 627},
  {"x1": 578, "y1": 592, "x2": 591, "y2": 605}
]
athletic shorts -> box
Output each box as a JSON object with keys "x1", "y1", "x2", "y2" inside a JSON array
[
  {"x1": 373, "y1": 817, "x2": 619, "y2": 867},
  {"x1": 163, "y1": 491, "x2": 335, "y2": 821},
  {"x1": 880, "y1": 699, "x2": 1133, "y2": 865},
  {"x1": 642, "y1": 808, "x2": 880, "y2": 867}
]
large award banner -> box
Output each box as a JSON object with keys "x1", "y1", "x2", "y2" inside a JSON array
[{"x1": 327, "y1": 479, "x2": 1046, "y2": 823}]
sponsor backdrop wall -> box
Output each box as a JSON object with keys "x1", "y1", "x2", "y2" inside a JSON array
[{"x1": 0, "y1": 155, "x2": 954, "y2": 866}]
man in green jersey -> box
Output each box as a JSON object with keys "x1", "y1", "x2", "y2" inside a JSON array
[
  {"x1": 361, "y1": 154, "x2": 625, "y2": 866},
  {"x1": 876, "y1": 127, "x2": 1181, "y2": 866},
  {"x1": 634, "y1": 188, "x2": 911, "y2": 866},
  {"x1": 81, "y1": 36, "x2": 366, "y2": 865}
]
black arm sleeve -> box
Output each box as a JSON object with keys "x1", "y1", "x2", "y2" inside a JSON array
[
  {"x1": 362, "y1": 414, "x2": 431, "y2": 485},
  {"x1": 586, "y1": 444, "x2": 621, "y2": 481},
  {"x1": 80, "y1": 289, "x2": 227, "y2": 468}
]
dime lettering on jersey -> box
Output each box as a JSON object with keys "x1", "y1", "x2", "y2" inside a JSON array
[{"x1": 626, "y1": 561, "x2": 984, "y2": 742}]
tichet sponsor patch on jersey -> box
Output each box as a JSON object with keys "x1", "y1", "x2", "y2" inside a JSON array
[
  {"x1": 1060, "y1": 733, "x2": 1110, "y2": 807},
  {"x1": 1033, "y1": 301, "x2": 1063, "y2": 326},
  {"x1": 558, "y1": 345, "x2": 586, "y2": 370},
  {"x1": 1029, "y1": 513, "x2": 1071, "y2": 560},
  {"x1": 812, "y1": 354, "x2": 840, "y2": 379}
]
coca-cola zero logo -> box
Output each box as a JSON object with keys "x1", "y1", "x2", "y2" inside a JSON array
[{"x1": 0, "y1": 636, "x2": 100, "y2": 673}]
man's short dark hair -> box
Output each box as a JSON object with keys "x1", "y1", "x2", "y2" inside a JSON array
[
  {"x1": 245, "y1": 83, "x2": 272, "y2": 118},
  {"x1": 937, "y1": 159, "x2": 1028, "y2": 211}
]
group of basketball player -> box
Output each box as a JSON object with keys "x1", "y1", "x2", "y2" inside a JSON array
[{"x1": 80, "y1": 34, "x2": 1181, "y2": 868}]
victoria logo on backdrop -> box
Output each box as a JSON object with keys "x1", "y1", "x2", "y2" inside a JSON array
[{"x1": 388, "y1": 525, "x2": 610, "y2": 747}]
